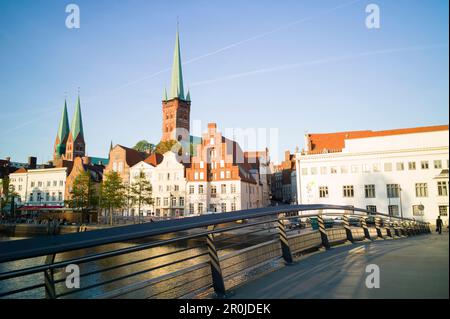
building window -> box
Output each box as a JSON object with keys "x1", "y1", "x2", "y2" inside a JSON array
[
  {"x1": 29, "y1": 193, "x2": 33, "y2": 202},
  {"x1": 301, "y1": 168, "x2": 308, "y2": 175},
  {"x1": 343, "y1": 185, "x2": 354, "y2": 198},
  {"x1": 221, "y1": 184, "x2": 226, "y2": 194},
  {"x1": 434, "y1": 160, "x2": 442, "y2": 169},
  {"x1": 351, "y1": 165, "x2": 358, "y2": 173},
  {"x1": 45, "y1": 193, "x2": 50, "y2": 201},
  {"x1": 408, "y1": 162, "x2": 416, "y2": 170},
  {"x1": 194, "y1": 172, "x2": 198, "y2": 180},
  {"x1": 220, "y1": 171, "x2": 225, "y2": 179},
  {"x1": 310, "y1": 167, "x2": 317, "y2": 175},
  {"x1": 363, "y1": 164, "x2": 370, "y2": 173},
  {"x1": 384, "y1": 163, "x2": 392, "y2": 172},
  {"x1": 320, "y1": 167, "x2": 327, "y2": 175},
  {"x1": 340, "y1": 166, "x2": 348, "y2": 174},
  {"x1": 37, "y1": 192, "x2": 42, "y2": 201},
  {"x1": 47, "y1": 181, "x2": 51, "y2": 187},
  {"x1": 366, "y1": 205, "x2": 377, "y2": 213},
  {"x1": 415, "y1": 183, "x2": 428, "y2": 197},
  {"x1": 319, "y1": 186, "x2": 329, "y2": 198},
  {"x1": 198, "y1": 203, "x2": 204, "y2": 214},
  {"x1": 38, "y1": 181, "x2": 42, "y2": 187},
  {"x1": 389, "y1": 205, "x2": 400, "y2": 217},
  {"x1": 156, "y1": 197, "x2": 161, "y2": 206},
  {"x1": 365, "y1": 184, "x2": 376, "y2": 198},
  {"x1": 163, "y1": 197, "x2": 168, "y2": 206},
  {"x1": 211, "y1": 186, "x2": 217, "y2": 195},
  {"x1": 421, "y1": 161, "x2": 429, "y2": 169},
  {"x1": 199, "y1": 172, "x2": 204, "y2": 180},
  {"x1": 171, "y1": 197, "x2": 177, "y2": 207},
  {"x1": 438, "y1": 181, "x2": 448, "y2": 196},
  {"x1": 221, "y1": 203, "x2": 227, "y2": 212},
  {"x1": 189, "y1": 203, "x2": 194, "y2": 214},
  {"x1": 199, "y1": 161, "x2": 204, "y2": 169},
  {"x1": 59, "y1": 180, "x2": 64, "y2": 186},
  {"x1": 386, "y1": 184, "x2": 400, "y2": 198},
  {"x1": 396, "y1": 162, "x2": 404, "y2": 171},
  {"x1": 58, "y1": 192, "x2": 62, "y2": 201},
  {"x1": 439, "y1": 206, "x2": 448, "y2": 217},
  {"x1": 373, "y1": 164, "x2": 380, "y2": 173},
  {"x1": 330, "y1": 167, "x2": 337, "y2": 174},
  {"x1": 179, "y1": 197, "x2": 184, "y2": 206},
  {"x1": 189, "y1": 185, "x2": 194, "y2": 194},
  {"x1": 199, "y1": 185, "x2": 204, "y2": 194},
  {"x1": 231, "y1": 203, "x2": 236, "y2": 211},
  {"x1": 231, "y1": 184, "x2": 236, "y2": 194},
  {"x1": 174, "y1": 185, "x2": 179, "y2": 191},
  {"x1": 412, "y1": 205, "x2": 424, "y2": 216},
  {"x1": 226, "y1": 171, "x2": 231, "y2": 178}
]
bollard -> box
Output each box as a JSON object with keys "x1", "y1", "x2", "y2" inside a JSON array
[
  {"x1": 343, "y1": 214, "x2": 354, "y2": 243},
  {"x1": 44, "y1": 254, "x2": 56, "y2": 299},
  {"x1": 393, "y1": 221, "x2": 401, "y2": 237},
  {"x1": 360, "y1": 216, "x2": 371, "y2": 240},
  {"x1": 206, "y1": 225, "x2": 226, "y2": 298},
  {"x1": 385, "y1": 220, "x2": 394, "y2": 238},
  {"x1": 277, "y1": 215, "x2": 293, "y2": 264},
  {"x1": 426, "y1": 222, "x2": 431, "y2": 234},
  {"x1": 375, "y1": 217, "x2": 384, "y2": 239},
  {"x1": 317, "y1": 214, "x2": 330, "y2": 250}
]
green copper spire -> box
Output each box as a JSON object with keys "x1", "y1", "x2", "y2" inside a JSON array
[
  {"x1": 57, "y1": 99, "x2": 70, "y2": 142},
  {"x1": 170, "y1": 26, "x2": 185, "y2": 100},
  {"x1": 71, "y1": 95, "x2": 84, "y2": 139},
  {"x1": 186, "y1": 89, "x2": 191, "y2": 101},
  {"x1": 163, "y1": 87, "x2": 168, "y2": 101}
]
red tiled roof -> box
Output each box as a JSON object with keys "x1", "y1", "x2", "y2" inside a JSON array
[
  {"x1": 144, "y1": 153, "x2": 164, "y2": 166},
  {"x1": 307, "y1": 124, "x2": 448, "y2": 153},
  {"x1": 14, "y1": 167, "x2": 27, "y2": 173}
]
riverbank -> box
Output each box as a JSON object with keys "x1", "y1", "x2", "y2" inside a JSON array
[{"x1": 0, "y1": 223, "x2": 109, "y2": 237}]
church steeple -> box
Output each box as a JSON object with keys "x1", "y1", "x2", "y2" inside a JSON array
[
  {"x1": 64, "y1": 93, "x2": 86, "y2": 161},
  {"x1": 169, "y1": 25, "x2": 185, "y2": 100},
  {"x1": 161, "y1": 25, "x2": 191, "y2": 142},
  {"x1": 71, "y1": 95, "x2": 84, "y2": 140},
  {"x1": 53, "y1": 99, "x2": 70, "y2": 160}
]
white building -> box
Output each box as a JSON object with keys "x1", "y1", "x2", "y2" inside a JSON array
[
  {"x1": 9, "y1": 167, "x2": 67, "y2": 207},
  {"x1": 129, "y1": 159, "x2": 158, "y2": 218},
  {"x1": 295, "y1": 125, "x2": 449, "y2": 224}
]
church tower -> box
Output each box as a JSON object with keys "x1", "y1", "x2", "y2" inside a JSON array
[
  {"x1": 53, "y1": 99, "x2": 70, "y2": 161},
  {"x1": 64, "y1": 95, "x2": 86, "y2": 160},
  {"x1": 161, "y1": 26, "x2": 191, "y2": 142}
]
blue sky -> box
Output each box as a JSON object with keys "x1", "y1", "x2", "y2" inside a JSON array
[{"x1": 0, "y1": 0, "x2": 448, "y2": 164}]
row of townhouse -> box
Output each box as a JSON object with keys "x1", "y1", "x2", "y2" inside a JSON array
[{"x1": 107, "y1": 124, "x2": 271, "y2": 218}]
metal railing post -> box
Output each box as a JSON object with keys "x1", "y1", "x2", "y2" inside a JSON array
[
  {"x1": 277, "y1": 214, "x2": 293, "y2": 264},
  {"x1": 44, "y1": 254, "x2": 56, "y2": 299},
  {"x1": 375, "y1": 217, "x2": 384, "y2": 239},
  {"x1": 206, "y1": 225, "x2": 226, "y2": 298},
  {"x1": 360, "y1": 216, "x2": 371, "y2": 240},
  {"x1": 317, "y1": 214, "x2": 330, "y2": 250},
  {"x1": 343, "y1": 214, "x2": 354, "y2": 243}
]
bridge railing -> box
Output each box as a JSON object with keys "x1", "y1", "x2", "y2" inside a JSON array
[{"x1": 0, "y1": 204, "x2": 430, "y2": 299}]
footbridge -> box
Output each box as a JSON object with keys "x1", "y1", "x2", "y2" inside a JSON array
[{"x1": 0, "y1": 204, "x2": 441, "y2": 299}]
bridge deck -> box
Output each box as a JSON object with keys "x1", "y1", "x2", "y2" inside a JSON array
[{"x1": 229, "y1": 233, "x2": 449, "y2": 299}]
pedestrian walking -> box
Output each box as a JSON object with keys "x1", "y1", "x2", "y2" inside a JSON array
[{"x1": 436, "y1": 215, "x2": 443, "y2": 235}]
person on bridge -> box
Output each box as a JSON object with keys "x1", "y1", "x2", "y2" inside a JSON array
[{"x1": 436, "y1": 216, "x2": 443, "y2": 235}]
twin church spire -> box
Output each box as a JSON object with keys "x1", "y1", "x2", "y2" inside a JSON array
[{"x1": 54, "y1": 95, "x2": 85, "y2": 161}]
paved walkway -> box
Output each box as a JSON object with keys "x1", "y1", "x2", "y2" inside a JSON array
[{"x1": 230, "y1": 233, "x2": 449, "y2": 299}]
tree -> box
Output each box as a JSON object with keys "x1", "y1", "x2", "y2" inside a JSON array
[
  {"x1": 133, "y1": 140, "x2": 155, "y2": 153},
  {"x1": 155, "y1": 140, "x2": 179, "y2": 154},
  {"x1": 131, "y1": 170, "x2": 153, "y2": 223},
  {"x1": 100, "y1": 171, "x2": 126, "y2": 225},
  {"x1": 1, "y1": 178, "x2": 18, "y2": 218},
  {"x1": 67, "y1": 171, "x2": 98, "y2": 223}
]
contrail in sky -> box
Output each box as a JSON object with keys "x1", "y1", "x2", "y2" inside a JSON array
[{"x1": 189, "y1": 43, "x2": 449, "y2": 87}]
